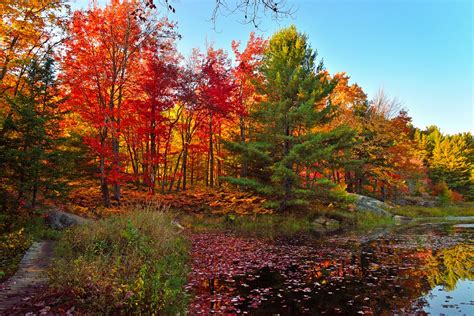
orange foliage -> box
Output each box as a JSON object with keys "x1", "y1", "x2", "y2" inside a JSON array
[
  {"x1": 65, "y1": 180, "x2": 272, "y2": 218},
  {"x1": 450, "y1": 190, "x2": 464, "y2": 202}
]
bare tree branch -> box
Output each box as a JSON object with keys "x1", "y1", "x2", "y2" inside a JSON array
[
  {"x1": 371, "y1": 88, "x2": 405, "y2": 120},
  {"x1": 141, "y1": 0, "x2": 294, "y2": 28}
]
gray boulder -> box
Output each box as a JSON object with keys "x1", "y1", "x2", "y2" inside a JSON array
[
  {"x1": 418, "y1": 200, "x2": 436, "y2": 207},
  {"x1": 397, "y1": 198, "x2": 410, "y2": 206},
  {"x1": 393, "y1": 215, "x2": 412, "y2": 224},
  {"x1": 396, "y1": 196, "x2": 436, "y2": 207},
  {"x1": 353, "y1": 194, "x2": 393, "y2": 217},
  {"x1": 312, "y1": 216, "x2": 340, "y2": 227},
  {"x1": 46, "y1": 210, "x2": 90, "y2": 230}
]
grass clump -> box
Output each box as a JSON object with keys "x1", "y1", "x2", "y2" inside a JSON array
[
  {"x1": 23, "y1": 216, "x2": 62, "y2": 240},
  {"x1": 392, "y1": 202, "x2": 474, "y2": 218},
  {"x1": 181, "y1": 213, "x2": 316, "y2": 236},
  {"x1": 354, "y1": 212, "x2": 395, "y2": 228},
  {"x1": 49, "y1": 205, "x2": 189, "y2": 314}
]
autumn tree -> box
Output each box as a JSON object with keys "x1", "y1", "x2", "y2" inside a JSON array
[
  {"x1": 344, "y1": 95, "x2": 425, "y2": 200},
  {"x1": 230, "y1": 33, "x2": 267, "y2": 177},
  {"x1": 416, "y1": 127, "x2": 474, "y2": 200},
  {"x1": 174, "y1": 50, "x2": 209, "y2": 191},
  {"x1": 199, "y1": 46, "x2": 235, "y2": 188},
  {"x1": 0, "y1": 0, "x2": 65, "y2": 94},
  {"x1": 319, "y1": 72, "x2": 367, "y2": 188},
  {"x1": 62, "y1": 0, "x2": 177, "y2": 206},
  {"x1": 0, "y1": 0, "x2": 70, "y2": 214},
  {"x1": 128, "y1": 33, "x2": 180, "y2": 193}
]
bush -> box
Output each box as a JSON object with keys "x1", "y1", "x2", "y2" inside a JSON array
[
  {"x1": 437, "y1": 183, "x2": 453, "y2": 205},
  {"x1": 0, "y1": 228, "x2": 32, "y2": 281},
  {"x1": 49, "y1": 205, "x2": 189, "y2": 314},
  {"x1": 329, "y1": 184, "x2": 357, "y2": 207},
  {"x1": 430, "y1": 181, "x2": 459, "y2": 205},
  {"x1": 450, "y1": 190, "x2": 464, "y2": 203}
]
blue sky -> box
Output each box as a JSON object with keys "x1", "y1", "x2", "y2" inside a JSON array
[{"x1": 73, "y1": 0, "x2": 473, "y2": 134}]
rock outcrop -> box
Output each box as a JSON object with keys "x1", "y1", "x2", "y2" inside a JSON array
[
  {"x1": 396, "y1": 196, "x2": 437, "y2": 207},
  {"x1": 45, "y1": 210, "x2": 90, "y2": 230},
  {"x1": 393, "y1": 215, "x2": 412, "y2": 224},
  {"x1": 353, "y1": 194, "x2": 393, "y2": 217}
]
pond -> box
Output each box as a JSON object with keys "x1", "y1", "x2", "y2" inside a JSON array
[{"x1": 186, "y1": 221, "x2": 474, "y2": 315}]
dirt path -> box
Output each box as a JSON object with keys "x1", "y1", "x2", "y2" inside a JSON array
[
  {"x1": 0, "y1": 241, "x2": 55, "y2": 313},
  {"x1": 0, "y1": 211, "x2": 90, "y2": 314}
]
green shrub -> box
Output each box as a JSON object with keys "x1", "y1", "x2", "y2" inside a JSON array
[
  {"x1": 329, "y1": 184, "x2": 357, "y2": 206},
  {"x1": 49, "y1": 206, "x2": 189, "y2": 314},
  {"x1": 23, "y1": 216, "x2": 62, "y2": 240},
  {"x1": 437, "y1": 182, "x2": 453, "y2": 206}
]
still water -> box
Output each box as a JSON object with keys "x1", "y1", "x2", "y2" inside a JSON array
[{"x1": 186, "y1": 222, "x2": 474, "y2": 315}]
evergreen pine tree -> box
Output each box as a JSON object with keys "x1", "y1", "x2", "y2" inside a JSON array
[
  {"x1": 0, "y1": 56, "x2": 71, "y2": 212},
  {"x1": 224, "y1": 26, "x2": 354, "y2": 210}
]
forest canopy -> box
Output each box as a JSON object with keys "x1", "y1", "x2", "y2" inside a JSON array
[{"x1": 1, "y1": 0, "x2": 472, "y2": 214}]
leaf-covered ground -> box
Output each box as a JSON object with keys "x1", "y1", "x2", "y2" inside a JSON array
[{"x1": 66, "y1": 182, "x2": 272, "y2": 218}]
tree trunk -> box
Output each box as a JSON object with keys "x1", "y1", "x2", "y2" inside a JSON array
[
  {"x1": 126, "y1": 142, "x2": 139, "y2": 183},
  {"x1": 306, "y1": 167, "x2": 311, "y2": 189},
  {"x1": 281, "y1": 117, "x2": 291, "y2": 211},
  {"x1": 356, "y1": 173, "x2": 362, "y2": 194},
  {"x1": 381, "y1": 182, "x2": 386, "y2": 201},
  {"x1": 150, "y1": 104, "x2": 157, "y2": 193},
  {"x1": 161, "y1": 142, "x2": 169, "y2": 193},
  {"x1": 112, "y1": 137, "x2": 120, "y2": 201},
  {"x1": 208, "y1": 114, "x2": 214, "y2": 188},
  {"x1": 168, "y1": 151, "x2": 182, "y2": 192},
  {"x1": 346, "y1": 171, "x2": 354, "y2": 193},
  {"x1": 182, "y1": 146, "x2": 188, "y2": 190},
  {"x1": 239, "y1": 116, "x2": 248, "y2": 177},
  {"x1": 216, "y1": 127, "x2": 222, "y2": 187},
  {"x1": 100, "y1": 154, "x2": 111, "y2": 208},
  {"x1": 31, "y1": 177, "x2": 38, "y2": 209},
  {"x1": 190, "y1": 154, "x2": 195, "y2": 186}
]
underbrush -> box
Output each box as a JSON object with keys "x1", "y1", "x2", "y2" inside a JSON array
[
  {"x1": 180, "y1": 207, "x2": 395, "y2": 236},
  {"x1": 181, "y1": 213, "x2": 315, "y2": 235},
  {"x1": 0, "y1": 227, "x2": 31, "y2": 281},
  {"x1": 48, "y1": 206, "x2": 189, "y2": 314},
  {"x1": 392, "y1": 202, "x2": 474, "y2": 218},
  {"x1": 0, "y1": 212, "x2": 60, "y2": 281},
  {"x1": 354, "y1": 212, "x2": 395, "y2": 228}
]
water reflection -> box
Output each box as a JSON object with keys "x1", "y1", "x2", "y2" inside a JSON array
[
  {"x1": 187, "y1": 223, "x2": 474, "y2": 315},
  {"x1": 425, "y1": 244, "x2": 473, "y2": 292},
  {"x1": 412, "y1": 281, "x2": 474, "y2": 316}
]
